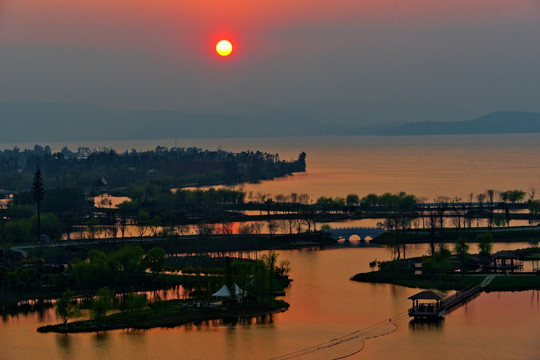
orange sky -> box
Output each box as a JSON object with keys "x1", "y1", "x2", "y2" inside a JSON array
[
  {"x1": 3, "y1": 0, "x2": 536, "y2": 52},
  {"x1": 1, "y1": 0, "x2": 540, "y2": 123}
]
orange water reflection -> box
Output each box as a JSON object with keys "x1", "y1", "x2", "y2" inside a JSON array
[{"x1": 1, "y1": 245, "x2": 539, "y2": 359}]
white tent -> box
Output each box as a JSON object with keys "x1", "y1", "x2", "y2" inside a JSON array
[{"x1": 211, "y1": 284, "x2": 247, "y2": 298}]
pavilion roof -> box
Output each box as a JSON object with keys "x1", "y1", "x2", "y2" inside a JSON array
[
  {"x1": 408, "y1": 290, "x2": 445, "y2": 301},
  {"x1": 492, "y1": 251, "x2": 517, "y2": 259}
]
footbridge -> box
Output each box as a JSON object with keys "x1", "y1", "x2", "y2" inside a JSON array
[{"x1": 326, "y1": 227, "x2": 385, "y2": 241}]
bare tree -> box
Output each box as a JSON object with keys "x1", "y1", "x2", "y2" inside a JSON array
[
  {"x1": 529, "y1": 187, "x2": 536, "y2": 202},
  {"x1": 450, "y1": 197, "x2": 465, "y2": 232},
  {"x1": 418, "y1": 197, "x2": 428, "y2": 228},
  {"x1": 135, "y1": 210, "x2": 150, "y2": 240},
  {"x1": 435, "y1": 196, "x2": 449, "y2": 244},
  {"x1": 290, "y1": 193, "x2": 298, "y2": 204},
  {"x1": 196, "y1": 223, "x2": 214, "y2": 257},
  {"x1": 252, "y1": 222, "x2": 264, "y2": 237},
  {"x1": 87, "y1": 218, "x2": 102, "y2": 240},
  {"x1": 219, "y1": 222, "x2": 234, "y2": 235},
  {"x1": 499, "y1": 191, "x2": 511, "y2": 227},
  {"x1": 104, "y1": 221, "x2": 119, "y2": 244},
  {"x1": 428, "y1": 211, "x2": 438, "y2": 256},
  {"x1": 476, "y1": 193, "x2": 486, "y2": 227},
  {"x1": 298, "y1": 193, "x2": 310, "y2": 204},
  {"x1": 299, "y1": 207, "x2": 316, "y2": 232},
  {"x1": 277, "y1": 220, "x2": 288, "y2": 235},
  {"x1": 32, "y1": 166, "x2": 44, "y2": 243},
  {"x1": 267, "y1": 220, "x2": 279, "y2": 237},
  {"x1": 148, "y1": 216, "x2": 162, "y2": 237},
  {"x1": 134, "y1": 223, "x2": 148, "y2": 240},
  {"x1": 119, "y1": 214, "x2": 128, "y2": 241},
  {"x1": 486, "y1": 189, "x2": 498, "y2": 231},
  {"x1": 238, "y1": 223, "x2": 253, "y2": 235},
  {"x1": 176, "y1": 224, "x2": 189, "y2": 236}
]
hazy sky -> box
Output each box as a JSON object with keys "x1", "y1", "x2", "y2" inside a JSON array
[{"x1": 2, "y1": 0, "x2": 540, "y2": 124}]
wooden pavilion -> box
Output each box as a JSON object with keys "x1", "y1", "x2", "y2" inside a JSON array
[
  {"x1": 491, "y1": 251, "x2": 523, "y2": 272},
  {"x1": 408, "y1": 290, "x2": 446, "y2": 320}
]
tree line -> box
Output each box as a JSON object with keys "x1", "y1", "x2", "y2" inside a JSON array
[{"x1": 0, "y1": 145, "x2": 306, "y2": 191}]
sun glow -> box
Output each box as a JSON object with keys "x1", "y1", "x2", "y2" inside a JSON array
[{"x1": 216, "y1": 40, "x2": 233, "y2": 56}]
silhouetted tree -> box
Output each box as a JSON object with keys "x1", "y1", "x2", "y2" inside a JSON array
[
  {"x1": 427, "y1": 211, "x2": 438, "y2": 255},
  {"x1": 32, "y1": 166, "x2": 44, "y2": 242},
  {"x1": 454, "y1": 237, "x2": 470, "y2": 269},
  {"x1": 477, "y1": 233, "x2": 493, "y2": 257},
  {"x1": 91, "y1": 287, "x2": 115, "y2": 321},
  {"x1": 55, "y1": 289, "x2": 77, "y2": 329},
  {"x1": 144, "y1": 247, "x2": 166, "y2": 274},
  {"x1": 486, "y1": 189, "x2": 497, "y2": 231},
  {"x1": 434, "y1": 196, "x2": 449, "y2": 244},
  {"x1": 346, "y1": 193, "x2": 360, "y2": 206},
  {"x1": 476, "y1": 192, "x2": 486, "y2": 227}
]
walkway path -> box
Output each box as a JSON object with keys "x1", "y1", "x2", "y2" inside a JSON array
[{"x1": 480, "y1": 275, "x2": 496, "y2": 288}]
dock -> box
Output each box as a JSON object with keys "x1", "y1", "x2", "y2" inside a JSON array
[
  {"x1": 439, "y1": 286, "x2": 481, "y2": 312},
  {"x1": 408, "y1": 276, "x2": 495, "y2": 320}
]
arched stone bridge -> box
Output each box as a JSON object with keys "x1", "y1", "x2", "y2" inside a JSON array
[{"x1": 326, "y1": 227, "x2": 385, "y2": 241}]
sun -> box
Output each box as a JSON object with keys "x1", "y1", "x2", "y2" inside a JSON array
[{"x1": 216, "y1": 40, "x2": 233, "y2": 56}]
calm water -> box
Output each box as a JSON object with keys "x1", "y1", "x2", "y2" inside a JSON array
[
  {"x1": 2, "y1": 134, "x2": 540, "y2": 359},
  {"x1": 1, "y1": 244, "x2": 539, "y2": 360},
  {"x1": 5, "y1": 133, "x2": 540, "y2": 199}
]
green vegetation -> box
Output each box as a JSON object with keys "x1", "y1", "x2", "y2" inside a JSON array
[
  {"x1": 454, "y1": 237, "x2": 470, "y2": 267},
  {"x1": 91, "y1": 287, "x2": 115, "y2": 320},
  {"x1": 144, "y1": 247, "x2": 166, "y2": 274},
  {"x1": 0, "y1": 245, "x2": 184, "y2": 308},
  {"x1": 0, "y1": 145, "x2": 308, "y2": 246},
  {"x1": 54, "y1": 289, "x2": 78, "y2": 329},
  {"x1": 477, "y1": 233, "x2": 493, "y2": 257},
  {"x1": 352, "y1": 239, "x2": 540, "y2": 292},
  {"x1": 0, "y1": 145, "x2": 306, "y2": 191},
  {"x1": 484, "y1": 276, "x2": 540, "y2": 292},
  {"x1": 421, "y1": 246, "x2": 452, "y2": 275},
  {"x1": 373, "y1": 228, "x2": 540, "y2": 245},
  {"x1": 32, "y1": 166, "x2": 45, "y2": 243},
  {"x1": 3, "y1": 158, "x2": 540, "y2": 327},
  {"x1": 32, "y1": 247, "x2": 291, "y2": 333},
  {"x1": 351, "y1": 268, "x2": 484, "y2": 290},
  {"x1": 120, "y1": 291, "x2": 148, "y2": 313},
  {"x1": 39, "y1": 298, "x2": 288, "y2": 333}
]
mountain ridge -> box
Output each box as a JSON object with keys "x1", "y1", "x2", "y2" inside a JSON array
[
  {"x1": 375, "y1": 111, "x2": 540, "y2": 136},
  {"x1": 2, "y1": 101, "x2": 540, "y2": 142}
]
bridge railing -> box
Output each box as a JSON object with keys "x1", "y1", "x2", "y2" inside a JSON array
[{"x1": 329, "y1": 227, "x2": 383, "y2": 231}]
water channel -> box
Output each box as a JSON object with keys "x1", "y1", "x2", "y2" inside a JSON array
[{"x1": 2, "y1": 243, "x2": 538, "y2": 360}]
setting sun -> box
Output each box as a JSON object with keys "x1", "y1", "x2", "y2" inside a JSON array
[{"x1": 216, "y1": 40, "x2": 233, "y2": 56}]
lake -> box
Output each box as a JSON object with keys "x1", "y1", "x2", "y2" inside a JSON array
[
  {"x1": 5, "y1": 133, "x2": 540, "y2": 200},
  {"x1": 1, "y1": 243, "x2": 539, "y2": 360},
  {"x1": 2, "y1": 134, "x2": 540, "y2": 359}
]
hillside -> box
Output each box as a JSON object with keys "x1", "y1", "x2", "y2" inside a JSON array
[
  {"x1": 2, "y1": 101, "x2": 540, "y2": 142},
  {"x1": 376, "y1": 112, "x2": 540, "y2": 136}
]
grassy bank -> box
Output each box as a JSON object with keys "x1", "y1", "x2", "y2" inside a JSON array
[
  {"x1": 37, "y1": 299, "x2": 289, "y2": 333},
  {"x1": 484, "y1": 275, "x2": 540, "y2": 292},
  {"x1": 352, "y1": 263, "x2": 540, "y2": 292},
  {"x1": 372, "y1": 228, "x2": 540, "y2": 245},
  {"x1": 351, "y1": 271, "x2": 485, "y2": 291},
  {"x1": 24, "y1": 232, "x2": 334, "y2": 264}
]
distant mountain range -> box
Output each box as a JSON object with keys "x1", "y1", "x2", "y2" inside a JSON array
[
  {"x1": 0, "y1": 100, "x2": 337, "y2": 142},
  {"x1": 375, "y1": 111, "x2": 540, "y2": 136},
  {"x1": 1, "y1": 100, "x2": 540, "y2": 143}
]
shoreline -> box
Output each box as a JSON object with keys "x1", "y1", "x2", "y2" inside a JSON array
[
  {"x1": 351, "y1": 247, "x2": 540, "y2": 292},
  {"x1": 352, "y1": 269, "x2": 540, "y2": 291},
  {"x1": 37, "y1": 300, "x2": 289, "y2": 334}
]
